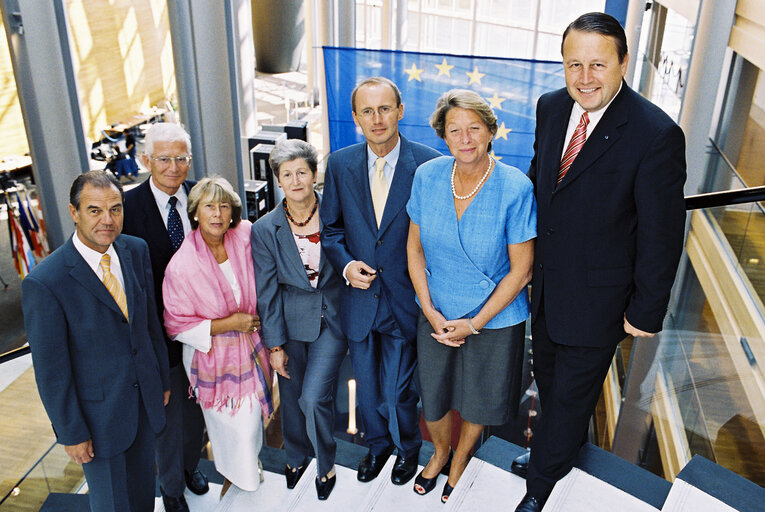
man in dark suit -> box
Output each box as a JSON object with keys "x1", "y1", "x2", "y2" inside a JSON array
[
  {"x1": 513, "y1": 13, "x2": 687, "y2": 512},
  {"x1": 22, "y1": 170, "x2": 171, "y2": 512},
  {"x1": 122, "y1": 123, "x2": 207, "y2": 512},
  {"x1": 321, "y1": 77, "x2": 441, "y2": 485}
]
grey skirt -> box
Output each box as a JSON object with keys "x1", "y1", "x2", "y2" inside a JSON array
[{"x1": 417, "y1": 312, "x2": 526, "y2": 426}]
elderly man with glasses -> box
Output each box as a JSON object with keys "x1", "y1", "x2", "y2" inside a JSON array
[{"x1": 122, "y1": 122, "x2": 208, "y2": 512}]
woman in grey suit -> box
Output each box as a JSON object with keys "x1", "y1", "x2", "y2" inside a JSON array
[{"x1": 251, "y1": 139, "x2": 347, "y2": 501}]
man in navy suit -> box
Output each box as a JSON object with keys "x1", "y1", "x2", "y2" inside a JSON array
[
  {"x1": 22, "y1": 170, "x2": 170, "y2": 512},
  {"x1": 122, "y1": 123, "x2": 207, "y2": 512},
  {"x1": 321, "y1": 77, "x2": 440, "y2": 485},
  {"x1": 512, "y1": 13, "x2": 686, "y2": 512}
]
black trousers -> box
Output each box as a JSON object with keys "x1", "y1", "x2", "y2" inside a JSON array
[{"x1": 526, "y1": 304, "x2": 617, "y2": 500}]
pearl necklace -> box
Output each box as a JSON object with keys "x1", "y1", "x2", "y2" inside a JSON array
[{"x1": 451, "y1": 156, "x2": 494, "y2": 200}]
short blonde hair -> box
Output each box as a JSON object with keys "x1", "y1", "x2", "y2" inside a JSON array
[
  {"x1": 430, "y1": 89, "x2": 498, "y2": 152},
  {"x1": 187, "y1": 175, "x2": 243, "y2": 229}
]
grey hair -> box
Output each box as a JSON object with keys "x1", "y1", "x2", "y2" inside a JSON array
[
  {"x1": 143, "y1": 122, "x2": 191, "y2": 156},
  {"x1": 187, "y1": 175, "x2": 242, "y2": 230},
  {"x1": 430, "y1": 89, "x2": 498, "y2": 152},
  {"x1": 269, "y1": 139, "x2": 318, "y2": 179},
  {"x1": 70, "y1": 170, "x2": 123, "y2": 209}
]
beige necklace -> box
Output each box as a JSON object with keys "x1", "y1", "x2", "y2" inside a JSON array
[{"x1": 451, "y1": 156, "x2": 494, "y2": 200}]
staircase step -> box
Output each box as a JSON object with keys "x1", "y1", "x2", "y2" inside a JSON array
[
  {"x1": 543, "y1": 468, "x2": 659, "y2": 512},
  {"x1": 443, "y1": 457, "x2": 526, "y2": 511},
  {"x1": 661, "y1": 455, "x2": 765, "y2": 512},
  {"x1": 660, "y1": 479, "x2": 737, "y2": 512}
]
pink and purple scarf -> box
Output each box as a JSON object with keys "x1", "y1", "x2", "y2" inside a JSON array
[{"x1": 163, "y1": 221, "x2": 273, "y2": 418}]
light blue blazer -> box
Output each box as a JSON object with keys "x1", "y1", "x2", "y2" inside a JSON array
[{"x1": 407, "y1": 156, "x2": 537, "y2": 328}]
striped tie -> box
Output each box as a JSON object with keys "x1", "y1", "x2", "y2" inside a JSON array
[
  {"x1": 370, "y1": 157, "x2": 388, "y2": 227},
  {"x1": 557, "y1": 111, "x2": 589, "y2": 186},
  {"x1": 99, "y1": 254, "x2": 129, "y2": 321}
]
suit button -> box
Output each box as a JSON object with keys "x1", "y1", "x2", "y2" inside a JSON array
[
  {"x1": 538, "y1": 263, "x2": 543, "y2": 269},
  {"x1": 479, "y1": 280, "x2": 489, "y2": 289},
  {"x1": 378, "y1": 267, "x2": 383, "y2": 273},
  {"x1": 374, "y1": 293, "x2": 380, "y2": 299},
  {"x1": 322, "y1": 304, "x2": 328, "y2": 310},
  {"x1": 547, "y1": 228, "x2": 555, "y2": 235},
  {"x1": 376, "y1": 240, "x2": 382, "y2": 246},
  {"x1": 133, "y1": 383, "x2": 139, "y2": 389}
]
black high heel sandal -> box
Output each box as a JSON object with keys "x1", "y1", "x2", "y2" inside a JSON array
[
  {"x1": 285, "y1": 464, "x2": 306, "y2": 489},
  {"x1": 441, "y1": 480, "x2": 455, "y2": 503},
  {"x1": 413, "y1": 450, "x2": 453, "y2": 496},
  {"x1": 315, "y1": 473, "x2": 336, "y2": 500}
]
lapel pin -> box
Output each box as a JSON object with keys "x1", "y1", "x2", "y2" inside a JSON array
[{"x1": 604, "y1": 135, "x2": 609, "y2": 140}]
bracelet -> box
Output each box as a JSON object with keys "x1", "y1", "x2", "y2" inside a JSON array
[
  {"x1": 467, "y1": 318, "x2": 480, "y2": 335},
  {"x1": 269, "y1": 346, "x2": 283, "y2": 353}
]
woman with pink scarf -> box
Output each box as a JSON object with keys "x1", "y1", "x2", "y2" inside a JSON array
[{"x1": 163, "y1": 176, "x2": 273, "y2": 495}]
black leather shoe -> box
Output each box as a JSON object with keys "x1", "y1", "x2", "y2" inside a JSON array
[
  {"x1": 285, "y1": 464, "x2": 307, "y2": 489},
  {"x1": 391, "y1": 453, "x2": 418, "y2": 485},
  {"x1": 511, "y1": 450, "x2": 530, "y2": 479},
  {"x1": 514, "y1": 493, "x2": 544, "y2": 512},
  {"x1": 184, "y1": 469, "x2": 209, "y2": 495},
  {"x1": 357, "y1": 446, "x2": 394, "y2": 482},
  {"x1": 161, "y1": 489, "x2": 190, "y2": 512},
  {"x1": 315, "y1": 474, "x2": 336, "y2": 500}
]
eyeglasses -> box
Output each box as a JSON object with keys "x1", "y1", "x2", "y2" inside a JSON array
[
  {"x1": 356, "y1": 105, "x2": 396, "y2": 118},
  {"x1": 150, "y1": 155, "x2": 192, "y2": 166}
]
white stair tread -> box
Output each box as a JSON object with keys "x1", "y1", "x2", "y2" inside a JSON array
[
  {"x1": 444, "y1": 457, "x2": 527, "y2": 511},
  {"x1": 359, "y1": 456, "x2": 447, "y2": 511},
  {"x1": 543, "y1": 468, "x2": 659, "y2": 512},
  {"x1": 660, "y1": 480, "x2": 737, "y2": 512}
]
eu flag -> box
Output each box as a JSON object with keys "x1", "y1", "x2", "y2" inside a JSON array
[{"x1": 323, "y1": 47, "x2": 565, "y2": 172}]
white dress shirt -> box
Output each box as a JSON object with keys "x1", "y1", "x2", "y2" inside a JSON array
[
  {"x1": 149, "y1": 177, "x2": 192, "y2": 235},
  {"x1": 561, "y1": 82, "x2": 623, "y2": 160},
  {"x1": 72, "y1": 231, "x2": 125, "y2": 290}
]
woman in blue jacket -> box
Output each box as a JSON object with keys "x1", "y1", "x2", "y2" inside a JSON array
[{"x1": 407, "y1": 89, "x2": 536, "y2": 502}]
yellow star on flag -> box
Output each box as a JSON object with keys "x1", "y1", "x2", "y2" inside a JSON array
[
  {"x1": 435, "y1": 58, "x2": 454, "y2": 77},
  {"x1": 487, "y1": 93, "x2": 505, "y2": 110},
  {"x1": 404, "y1": 63, "x2": 424, "y2": 82},
  {"x1": 466, "y1": 67, "x2": 485, "y2": 85},
  {"x1": 495, "y1": 122, "x2": 511, "y2": 140},
  {"x1": 490, "y1": 150, "x2": 502, "y2": 161}
]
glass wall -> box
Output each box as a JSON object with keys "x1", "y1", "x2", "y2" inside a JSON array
[{"x1": 355, "y1": 0, "x2": 605, "y2": 59}]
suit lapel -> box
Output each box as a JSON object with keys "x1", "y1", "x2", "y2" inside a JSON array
[
  {"x1": 555, "y1": 85, "x2": 629, "y2": 194},
  {"x1": 378, "y1": 137, "x2": 415, "y2": 236},
  {"x1": 113, "y1": 237, "x2": 136, "y2": 324},
  {"x1": 64, "y1": 238, "x2": 125, "y2": 319},
  {"x1": 137, "y1": 179, "x2": 174, "y2": 252},
  {"x1": 274, "y1": 208, "x2": 313, "y2": 290},
  {"x1": 347, "y1": 145, "x2": 378, "y2": 233},
  {"x1": 547, "y1": 97, "x2": 575, "y2": 193}
]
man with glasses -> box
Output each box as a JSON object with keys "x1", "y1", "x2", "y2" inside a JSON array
[
  {"x1": 321, "y1": 77, "x2": 440, "y2": 485},
  {"x1": 123, "y1": 123, "x2": 207, "y2": 512}
]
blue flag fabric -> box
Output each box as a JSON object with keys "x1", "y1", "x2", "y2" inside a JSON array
[{"x1": 323, "y1": 47, "x2": 565, "y2": 172}]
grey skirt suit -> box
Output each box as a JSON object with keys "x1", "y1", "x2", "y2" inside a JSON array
[{"x1": 251, "y1": 196, "x2": 347, "y2": 477}]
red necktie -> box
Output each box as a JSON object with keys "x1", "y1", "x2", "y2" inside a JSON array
[{"x1": 557, "y1": 111, "x2": 589, "y2": 186}]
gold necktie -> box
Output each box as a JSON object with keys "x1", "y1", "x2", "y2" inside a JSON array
[
  {"x1": 99, "y1": 254, "x2": 129, "y2": 321},
  {"x1": 371, "y1": 157, "x2": 388, "y2": 227}
]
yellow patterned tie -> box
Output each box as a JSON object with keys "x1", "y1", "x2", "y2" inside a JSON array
[
  {"x1": 370, "y1": 157, "x2": 388, "y2": 227},
  {"x1": 99, "y1": 254, "x2": 129, "y2": 321}
]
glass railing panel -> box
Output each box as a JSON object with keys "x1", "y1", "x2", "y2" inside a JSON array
[
  {"x1": 635, "y1": 52, "x2": 682, "y2": 122},
  {"x1": 646, "y1": 204, "x2": 765, "y2": 485},
  {"x1": 0, "y1": 442, "x2": 84, "y2": 510}
]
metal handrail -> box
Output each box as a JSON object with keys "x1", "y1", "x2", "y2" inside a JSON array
[
  {"x1": 0, "y1": 345, "x2": 30, "y2": 365},
  {"x1": 685, "y1": 186, "x2": 765, "y2": 211}
]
